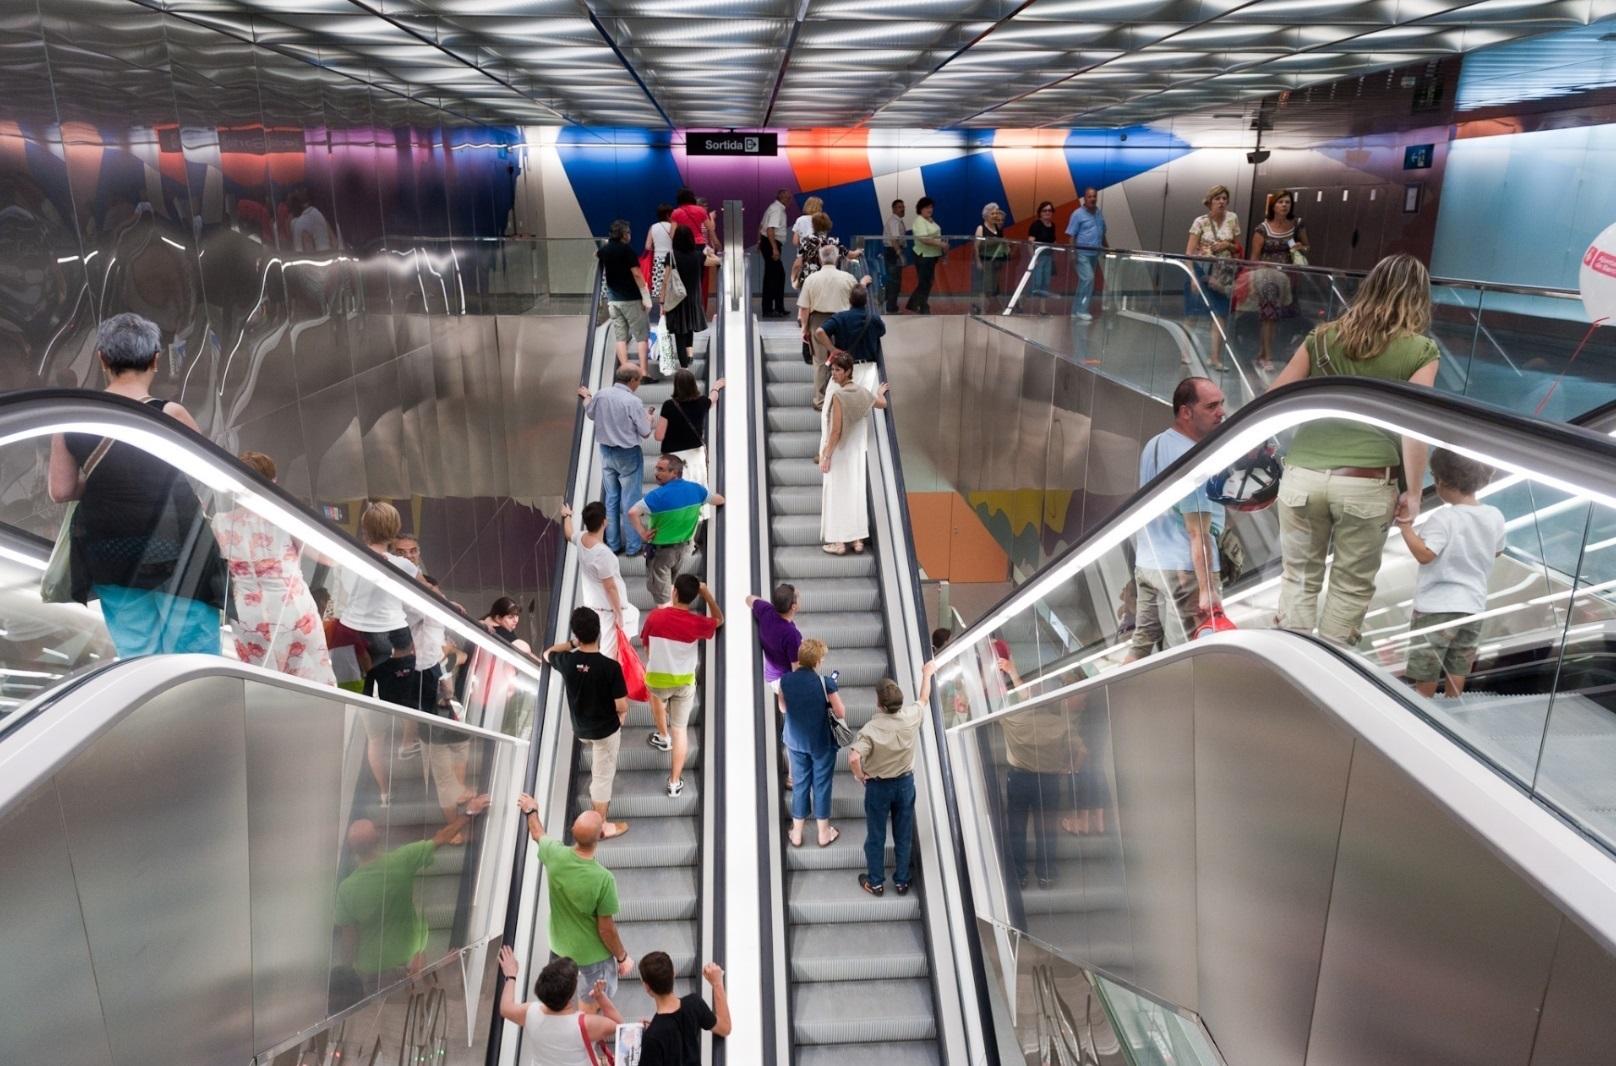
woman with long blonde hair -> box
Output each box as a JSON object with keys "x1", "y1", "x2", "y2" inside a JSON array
[
  {"x1": 1266, "y1": 253, "x2": 1440, "y2": 646},
  {"x1": 791, "y1": 195, "x2": 823, "y2": 253}
]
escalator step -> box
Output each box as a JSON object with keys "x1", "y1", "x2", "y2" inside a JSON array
[
  {"x1": 774, "y1": 546, "x2": 877, "y2": 579},
  {"x1": 768, "y1": 407, "x2": 822, "y2": 433},
  {"x1": 790, "y1": 921, "x2": 929, "y2": 981},
  {"x1": 797, "y1": 1043, "x2": 941, "y2": 1066},
  {"x1": 791, "y1": 611, "x2": 885, "y2": 647},
  {"x1": 767, "y1": 432, "x2": 821, "y2": 460},
  {"x1": 783, "y1": 782, "x2": 871, "y2": 822},
  {"x1": 784, "y1": 579, "x2": 881, "y2": 613},
  {"x1": 787, "y1": 868, "x2": 921, "y2": 922},
  {"x1": 783, "y1": 815, "x2": 892, "y2": 872},
  {"x1": 791, "y1": 979, "x2": 937, "y2": 1044},
  {"x1": 767, "y1": 382, "x2": 816, "y2": 407},
  {"x1": 585, "y1": 735, "x2": 703, "y2": 772},
  {"x1": 586, "y1": 815, "x2": 700, "y2": 869},
  {"x1": 770, "y1": 486, "x2": 823, "y2": 514},
  {"x1": 613, "y1": 918, "x2": 699, "y2": 976},
  {"x1": 576, "y1": 769, "x2": 701, "y2": 818},
  {"x1": 609, "y1": 865, "x2": 700, "y2": 922},
  {"x1": 766, "y1": 360, "x2": 815, "y2": 384},
  {"x1": 768, "y1": 457, "x2": 823, "y2": 486}
]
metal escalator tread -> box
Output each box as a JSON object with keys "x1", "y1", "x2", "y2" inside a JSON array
[
  {"x1": 557, "y1": 333, "x2": 711, "y2": 1042},
  {"x1": 759, "y1": 324, "x2": 941, "y2": 1062}
]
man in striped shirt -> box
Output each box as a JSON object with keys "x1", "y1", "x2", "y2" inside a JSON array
[
  {"x1": 629, "y1": 453, "x2": 725, "y2": 606},
  {"x1": 641, "y1": 573, "x2": 723, "y2": 797}
]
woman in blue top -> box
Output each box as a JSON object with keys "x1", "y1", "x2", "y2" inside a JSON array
[{"x1": 778, "y1": 637, "x2": 847, "y2": 847}]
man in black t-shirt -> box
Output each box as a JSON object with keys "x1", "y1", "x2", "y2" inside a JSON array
[
  {"x1": 543, "y1": 606, "x2": 630, "y2": 839},
  {"x1": 637, "y1": 952, "x2": 731, "y2": 1066},
  {"x1": 596, "y1": 219, "x2": 652, "y2": 375}
]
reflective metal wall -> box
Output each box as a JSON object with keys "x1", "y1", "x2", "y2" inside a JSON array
[
  {"x1": 0, "y1": 0, "x2": 595, "y2": 633},
  {"x1": 950, "y1": 644, "x2": 1616, "y2": 1066},
  {"x1": 0, "y1": 668, "x2": 524, "y2": 1066}
]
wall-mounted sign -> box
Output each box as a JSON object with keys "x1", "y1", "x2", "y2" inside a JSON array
[
  {"x1": 1581, "y1": 221, "x2": 1616, "y2": 323},
  {"x1": 1403, "y1": 183, "x2": 1423, "y2": 214},
  {"x1": 687, "y1": 132, "x2": 778, "y2": 157},
  {"x1": 1403, "y1": 143, "x2": 1434, "y2": 170}
]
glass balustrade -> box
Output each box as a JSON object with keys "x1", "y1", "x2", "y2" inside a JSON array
[
  {"x1": 934, "y1": 385, "x2": 1616, "y2": 855},
  {"x1": 0, "y1": 393, "x2": 538, "y2": 739},
  {"x1": 852, "y1": 235, "x2": 1611, "y2": 423}
]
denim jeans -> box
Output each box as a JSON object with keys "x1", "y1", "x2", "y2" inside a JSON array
[
  {"x1": 1074, "y1": 253, "x2": 1097, "y2": 315},
  {"x1": 1005, "y1": 768, "x2": 1062, "y2": 882},
  {"x1": 863, "y1": 773, "x2": 916, "y2": 887},
  {"x1": 1029, "y1": 253, "x2": 1053, "y2": 297},
  {"x1": 787, "y1": 746, "x2": 836, "y2": 821},
  {"x1": 599, "y1": 444, "x2": 644, "y2": 554}
]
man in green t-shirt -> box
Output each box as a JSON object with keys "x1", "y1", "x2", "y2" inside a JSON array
[
  {"x1": 517, "y1": 792, "x2": 633, "y2": 1009},
  {"x1": 335, "y1": 794, "x2": 490, "y2": 989}
]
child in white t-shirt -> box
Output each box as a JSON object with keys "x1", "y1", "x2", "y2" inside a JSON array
[{"x1": 1393, "y1": 449, "x2": 1507, "y2": 698}]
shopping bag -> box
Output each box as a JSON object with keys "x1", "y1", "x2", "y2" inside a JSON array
[
  {"x1": 656, "y1": 330, "x2": 679, "y2": 377},
  {"x1": 616, "y1": 624, "x2": 649, "y2": 703},
  {"x1": 661, "y1": 253, "x2": 687, "y2": 312}
]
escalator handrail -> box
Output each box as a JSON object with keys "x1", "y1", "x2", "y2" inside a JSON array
[
  {"x1": 872, "y1": 348, "x2": 999, "y2": 1060},
  {"x1": 707, "y1": 232, "x2": 730, "y2": 1063},
  {"x1": 0, "y1": 388, "x2": 543, "y2": 683},
  {"x1": 485, "y1": 260, "x2": 605, "y2": 1066},
  {"x1": 934, "y1": 376, "x2": 1616, "y2": 669}
]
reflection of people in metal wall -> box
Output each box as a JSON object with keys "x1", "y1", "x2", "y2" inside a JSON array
[
  {"x1": 1000, "y1": 699, "x2": 1085, "y2": 891},
  {"x1": 335, "y1": 794, "x2": 489, "y2": 991}
]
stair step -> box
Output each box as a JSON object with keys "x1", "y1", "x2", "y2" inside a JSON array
[
  {"x1": 767, "y1": 382, "x2": 815, "y2": 407},
  {"x1": 783, "y1": 815, "x2": 897, "y2": 872},
  {"x1": 577, "y1": 769, "x2": 701, "y2": 818},
  {"x1": 585, "y1": 815, "x2": 700, "y2": 869},
  {"x1": 768, "y1": 407, "x2": 822, "y2": 433},
  {"x1": 768, "y1": 457, "x2": 823, "y2": 486},
  {"x1": 773, "y1": 546, "x2": 877, "y2": 580},
  {"x1": 791, "y1": 979, "x2": 937, "y2": 1044},
  {"x1": 797, "y1": 1043, "x2": 941, "y2": 1066},
  {"x1": 766, "y1": 360, "x2": 816, "y2": 384},
  {"x1": 613, "y1": 919, "x2": 699, "y2": 976},
  {"x1": 770, "y1": 486, "x2": 823, "y2": 515},
  {"x1": 767, "y1": 431, "x2": 821, "y2": 460},
  {"x1": 791, "y1": 611, "x2": 884, "y2": 648},
  {"x1": 609, "y1": 865, "x2": 700, "y2": 922},
  {"x1": 585, "y1": 734, "x2": 702, "y2": 772},
  {"x1": 787, "y1": 868, "x2": 921, "y2": 923},
  {"x1": 771, "y1": 512, "x2": 825, "y2": 545},
  {"x1": 790, "y1": 921, "x2": 929, "y2": 981},
  {"x1": 784, "y1": 579, "x2": 880, "y2": 613}
]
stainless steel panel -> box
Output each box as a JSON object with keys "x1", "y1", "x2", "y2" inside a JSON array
[
  {"x1": 502, "y1": 313, "x2": 593, "y2": 504},
  {"x1": 1081, "y1": 374, "x2": 1158, "y2": 541},
  {"x1": 1192, "y1": 650, "x2": 1355, "y2": 1066},
  {"x1": 1107, "y1": 660, "x2": 1197, "y2": 1008},
  {"x1": 55, "y1": 677, "x2": 255, "y2": 1066},
  {"x1": 1529, "y1": 918, "x2": 1616, "y2": 1066},
  {"x1": 1043, "y1": 354, "x2": 1095, "y2": 566},
  {"x1": 0, "y1": 785, "x2": 116, "y2": 1066},
  {"x1": 1306, "y1": 741, "x2": 1562, "y2": 1066},
  {"x1": 244, "y1": 682, "x2": 348, "y2": 1052}
]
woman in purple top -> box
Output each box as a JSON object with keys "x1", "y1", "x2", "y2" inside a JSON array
[{"x1": 747, "y1": 584, "x2": 802, "y2": 694}]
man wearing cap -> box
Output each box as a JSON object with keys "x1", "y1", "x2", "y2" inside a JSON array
[{"x1": 849, "y1": 662, "x2": 935, "y2": 897}]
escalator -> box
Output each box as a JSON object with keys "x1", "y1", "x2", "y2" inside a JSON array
[
  {"x1": 0, "y1": 392, "x2": 542, "y2": 1066},
  {"x1": 930, "y1": 378, "x2": 1616, "y2": 1063},
  {"x1": 752, "y1": 312, "x2": 986, "y2": 1065}
]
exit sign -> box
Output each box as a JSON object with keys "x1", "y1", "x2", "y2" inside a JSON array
[{"x1": 1404, "y1": 144, "x2": 1434, "y2": 170}]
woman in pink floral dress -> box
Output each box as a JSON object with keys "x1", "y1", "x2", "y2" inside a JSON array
[{"x1": 212, "y1": 452, "x2": 335, "y2": 685}]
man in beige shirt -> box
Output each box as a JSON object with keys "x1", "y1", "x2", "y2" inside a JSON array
[
  {"x1": 850, "y1": 661, "x2": 934, "y2": 896},
  {"x1": 797, "y1": 245, "x2": 872, "y2": 410}
]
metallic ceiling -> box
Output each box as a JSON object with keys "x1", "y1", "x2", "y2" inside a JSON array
[{"x1": 136, "y1": 0, "x2": 1616, "y2": 128}]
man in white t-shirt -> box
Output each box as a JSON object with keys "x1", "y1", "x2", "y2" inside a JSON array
[
  {"x1": 758, "y1": 188, "x2": 791, "y2": 318},
  {"x1": 640, "y1": 573, "x2": 722, "y2": 797},
  {"x1": 1129, "y1": 377, "x2": 1226, "y2": 659},
  {"x1": 562, "y1": 500, "x2": 638, "y2": 662},
  {"x1": 287, "y1": 187, "x2": 334, "y2": 252}
]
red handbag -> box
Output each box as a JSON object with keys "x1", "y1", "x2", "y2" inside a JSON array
[{"x1": 616, "y1": 624, "x2": 649, "y2": 703}]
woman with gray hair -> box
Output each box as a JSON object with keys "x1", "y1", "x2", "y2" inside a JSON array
[
  {"x1": 974, "y1": 202, "x2": 1010, "y2": 312},
  {"x1": 47, "y1": 312, "x2": 226, "y2": 655}
]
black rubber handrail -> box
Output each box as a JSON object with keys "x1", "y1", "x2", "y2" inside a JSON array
[
  {"x1": 873, "y1": 348, "x2": 1000, "y2": 1064},
  {"x1": 708, "y1": 252, "x2": 730, "y2": 1066},
  {"x1": 485, "y1": 259, "x2": 605, "y2": 1066}
]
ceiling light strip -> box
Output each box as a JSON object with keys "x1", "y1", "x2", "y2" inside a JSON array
[{"x1": 581, "y1": 2, "x2": 675, "y2": 129}]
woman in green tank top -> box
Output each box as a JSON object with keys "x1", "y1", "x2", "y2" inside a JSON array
[{"x1": 1265, "y1": 254, "x2": 1441, "y2": 645}]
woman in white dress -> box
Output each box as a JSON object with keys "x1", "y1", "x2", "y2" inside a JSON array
[
  {"x1": 817, "y1": 353, "x2": 890, "y2": 555},
  {"x1": 212, "y1": 451, "x2": 335, "y2": 685},
  {"x1": 561, "y1": 500, "x2": 637, "y2": 661}
]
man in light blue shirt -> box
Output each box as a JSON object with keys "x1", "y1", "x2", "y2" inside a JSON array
[
  {"x1": 579, "y1": 365, "x2": 655, "y2": 555},
  {"x1": 1129, "y1": 377, "x2": 1225, "y2": 659},
  {"x1": 1064, "y1": 187, "x2": 1107, "y2": 321}
]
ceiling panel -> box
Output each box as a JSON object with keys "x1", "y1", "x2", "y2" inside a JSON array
[{"x1": 128, "y1": 0, "x2": 1616, "y2": 128}]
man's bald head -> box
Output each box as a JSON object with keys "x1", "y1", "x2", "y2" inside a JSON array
[
  {"x1": 572, "y1": 810, "x2": 603, "y2": 848},
  {"x1": 346, "y1": 818, "x2": 380, "y2": 858}
]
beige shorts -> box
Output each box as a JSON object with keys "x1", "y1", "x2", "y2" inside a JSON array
[
  {"x1": 650, "y1": 683, "x2": 697, "y2": 730},
  {"x1": 585, "y1": 731, "x2": 621, "y2": 805},
  {"x1": 608, "y1": 299, "x2": 649, "y2": 342}
]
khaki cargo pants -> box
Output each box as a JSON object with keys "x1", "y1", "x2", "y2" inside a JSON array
[{"x1": 1275, "y1": 464, "x2": 1397, "y2": 646}]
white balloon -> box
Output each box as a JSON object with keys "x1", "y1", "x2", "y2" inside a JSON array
[{"x1": 1580, "y1": 220, "x2": 1616, "y2": 323}]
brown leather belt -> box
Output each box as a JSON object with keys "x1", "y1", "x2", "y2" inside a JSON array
[{"x1": 1329, "y1": 466, "x2": 1394, "y2": 479}]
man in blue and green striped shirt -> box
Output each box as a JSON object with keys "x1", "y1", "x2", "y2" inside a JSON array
[{"x1": 630, "y1": 453, "x2": 726, "y2": 605}]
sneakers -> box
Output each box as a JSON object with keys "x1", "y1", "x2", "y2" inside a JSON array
[
  {"x1": 1074, "y1": 311, "x2": 1094, "y2": 322},
  {"x1": 647, "y1": 731, "x2": 672, "y2": 752},
  {"x1": 859, "y1": 874, "x2": 884, "y2": 896},
  {"x1": 666, "y1": 778, "x2": 684, "y2": 798}
]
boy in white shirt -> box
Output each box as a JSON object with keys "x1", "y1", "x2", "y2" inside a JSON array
[{"x1": 1394, "y1": 449, "x2": 1507, "y2": 698}]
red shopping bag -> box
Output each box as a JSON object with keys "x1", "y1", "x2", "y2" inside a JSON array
[{"x1": 616, "y1": 625, "x2": 649, "y2": 703}]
